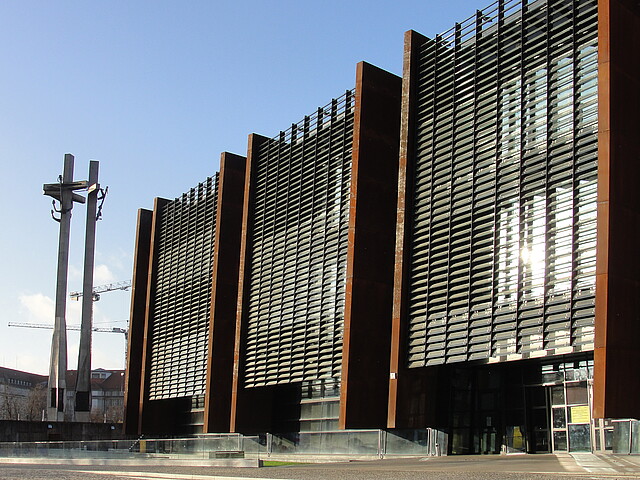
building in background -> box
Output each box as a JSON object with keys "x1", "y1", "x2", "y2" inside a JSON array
[
  {"x1": 125, "y1": 0, "x2": 640, "y2": 455},
  {"x1": 0, "y1": 367, "x2": 47, "y2": 421},
  {"x1": 0, "y1": 367, "x2": 123, "y2": 423},
  {"x1": 66, "y1": 369, "x2": 125, "y2": 423},
  {"x1": 91, "y1": 369, "x2": 125, "y2": 423}
]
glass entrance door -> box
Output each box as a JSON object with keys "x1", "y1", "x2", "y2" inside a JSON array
[
  {"x1": 550, "y1": 384, "x2": 568, "y2": 451},
  {"x1": 548, "y1": 365, "x2": 592, "y2": 452},
  {"x1": 525, "y1": 386, "x2": 551, "y2": 453}
]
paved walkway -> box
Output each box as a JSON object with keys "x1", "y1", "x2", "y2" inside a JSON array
[
  {"x1": 0, "y1": 453, "x2": 638, "y2": 480},
  {"x1": 570, "y1": 453, "x2": 640, "y2": 476}
]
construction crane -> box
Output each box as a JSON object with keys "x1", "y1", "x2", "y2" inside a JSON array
[
  {"x1": 8, "y1": 322, "x2": 127, "y2": 339},
  {"x1": 8, "y1": 322, "x2": 129, "y2": 365},
  {"x1": 69, "y1": 280, "x2": 131, "y2": 301}
]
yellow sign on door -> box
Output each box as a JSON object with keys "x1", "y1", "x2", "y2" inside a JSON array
[{"x1": 570, "y1": 405, "x2": 590, "y2": 423}]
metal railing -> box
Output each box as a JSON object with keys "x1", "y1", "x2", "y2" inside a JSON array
[
  {"x1": 0, "y1": 429, "x2": 448, "y2": 460},
  {"x1": 612, "y1": 420, "x2": 640, "y2": 455},
  {"x1": 0, "y1": 434, "x2": 262, "y2": 460}
]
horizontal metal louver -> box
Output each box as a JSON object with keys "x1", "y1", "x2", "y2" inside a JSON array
[
  {"x1": 406, "y1": 0, "x2": 598, "y2": 367},
  {"x1": 244, "y1": 91, "x2": 355, "y2": 388},
  {"x1": 148, "y1": 175, "x2": 219, "y2": 400}
]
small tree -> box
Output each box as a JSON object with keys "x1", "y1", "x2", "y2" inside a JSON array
[
  {"x1": 90, "y1": 408, "x2": 105, "y2": 423},
  {"x1": 24, "y1": 384, "x2": 47, "y2": 421},
  {"x1": 0, "y1": 391, "x2": 24, "y2": 420},
  {"x1": 105, "y1": 404, "x2": 124, "y2": 423}
]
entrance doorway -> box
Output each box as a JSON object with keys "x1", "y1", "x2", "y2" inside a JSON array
[
  {"x1": 524, "y1": 362, "x2": 593, "y2": 453},
  {"x1": 445, "y1": 357, "x2": 594, "y2": 454},
  {"x1": 549, "y1": 380, "x2": 591, "y2": 452},
  {"x1": 525, "y1": 386, "x2": 551, "y2": 453}
]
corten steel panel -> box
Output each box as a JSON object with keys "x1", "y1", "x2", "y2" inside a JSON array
[
  {"x1": 388, "y1": 30, "x2": 429, "y2": 429},
  {"x1": 204, "y1": 152, "x2": 247, "y2": 433},
  {"x1": 137, "y1": 197, "x2": 169, "y2": 434},
  {"x1": 594, "y1": 0, "x2": 640, "y2": 419},
  {"x1": 123, "y1": 208, "x2": 152, "y2": 435},
  {"x1": 230, "y1": 134, "x2": 269, "y2": 433},
  {"x1": 339, "y1": 61, "x2": 401, "y2": 429}
]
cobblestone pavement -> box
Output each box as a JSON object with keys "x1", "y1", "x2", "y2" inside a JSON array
[{"x1": 0, "y1": 454, "x2": 638, "y2": 480}]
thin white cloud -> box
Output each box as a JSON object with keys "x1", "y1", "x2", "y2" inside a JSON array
[
  {"x1": 66, "y1": 298, "x2": 82, "y2": 325},
  {"x1": 13, "y1": 353, "x2": 50, "y2": 376},
  {"x1": 13, "y1": 294, "x2": 83, "y2": 373},
  {"x1": 68, "y1": 263, "x2": 118, "y2": 291},
  {"x1": 18, "y1": 292, "x2": 83, "y2": 326},
  {"x1": 92, "y1": 340, "x2": 126, "y2": 370},
  {"x1": 67, "y1": 334, "x2": 80, "y2": 370},
  {"x1": 18, "y1": 293, "x2": 54, "y2": 323},
  {"x1": 94, "y1": 264, "x2": 116, "y2": 285}
]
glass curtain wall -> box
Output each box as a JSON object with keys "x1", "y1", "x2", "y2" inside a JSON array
[
  {"x1": 243, "y1": 92, "x2": 355, "y2": 389},
  {"x1": 406, "y1": 0, "x2": 598, "y2": 366},
  {"x1": 148, "y1": 175, "x2": 219, "y2": 401}
]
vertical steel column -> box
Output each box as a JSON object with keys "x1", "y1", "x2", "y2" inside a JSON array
[
  {"x1": 123, "y1": 208, "x2": 153, "y2": 434},
  {"x1": 137, "y1": 197, "x2": 170, "y2": 434},
  {"x1": 46, "y1": 154, "x2": 75, "y2": 421},
  {"x1": 387, "y1": 30, "x2": 428, "y2": 429},
  {"x1": 339, "y1": 61, "x2": 401, "y2": 429},
  {"x1": 594, "y1": 0, "x2": 640, "y2": 419},
  {"x1": 75, "y1": 160, "x2": 100, "y2": 421},
  {"x1": 230, "y1": 134, "x2": 268, "y2": 433},
  {"x1": 203, "y1": 152, "x2": 246, "y2": 433}
]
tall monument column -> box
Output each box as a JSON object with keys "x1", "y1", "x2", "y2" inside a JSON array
[
  {"x1": 75, "y1": 160, "x2": 100, "y2": 421},
  {"x1": 43, "y1": 154, "x2": 87, "y2": 421}
]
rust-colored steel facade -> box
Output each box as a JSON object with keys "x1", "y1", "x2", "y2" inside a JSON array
[
  {"x1": 122, "y1": 209, "x2": 152, "y2": 434},
  {"x1": 204, "y1": 153, "x2": 247, "y2": 433},
  {"x1": 593, "y1": 0, "x2": 640, "y2": 420},
  {"x1": 125, "y1": 0, "x2": 640, "y2": 454},
  {"x1": 387, "y1": 0, "x2": 640, "y2": 455},
  {"x1": 125, "y1": 155, "x2": 246, "y2": 435},
  {"x1": 230, "y1": 62, "x2": 401, "y2": 433},
  {"x1": 339, "y1": 62, "x2": 402, "y2": 429},
  {"x1": 126, "y1": 63, "x2": 401, "y2": 436}
]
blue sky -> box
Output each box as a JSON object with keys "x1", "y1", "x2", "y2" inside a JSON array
[{"x1": 1, "y1": 0, "x2": 482, "y2": 375}]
